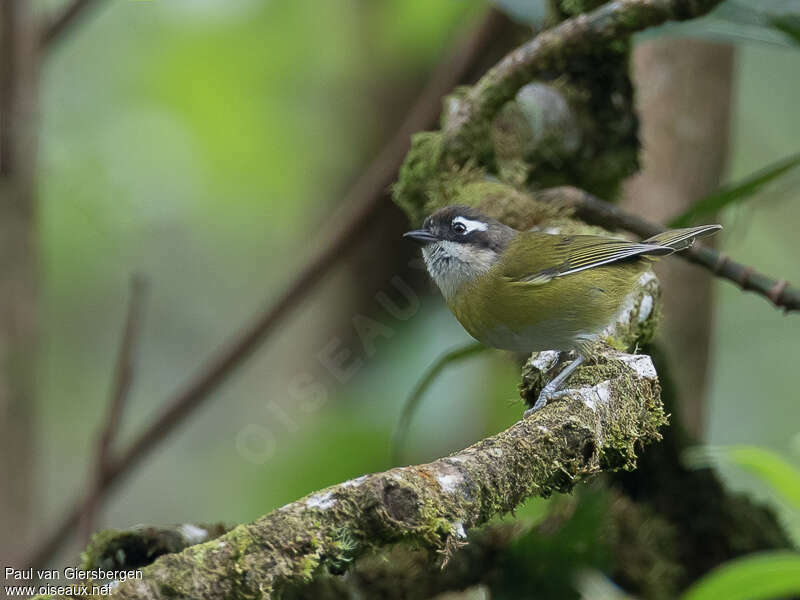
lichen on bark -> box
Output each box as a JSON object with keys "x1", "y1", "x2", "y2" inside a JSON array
[{"x1": 68, "y1": 351, "x2": 665, "y2": 599}]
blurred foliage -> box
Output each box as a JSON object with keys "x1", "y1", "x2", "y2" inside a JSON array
[
  {"x1": 580, "y1": 442, "x2": 800, "y2": 599},
  {"x1": 680, "y1": 551, "x2": 800, "y2": 600},
  {"x1": 30, "y1": 0, "x2": 800, "y2": 584},
  {"x1": 490, "y1": 0, "x2": 548, "y2": 24},
  {"x1": 643, "y1": 1, "x2": 800, "y2": 47},
  {"x1": 686, "y1": 443, "x2": 800, "y2": 544},
  {"x1": 492, "y1": 491, "x2": 613, "y2": 600},
  {"x1": 490, "y1": 0, "x2": 800, "y2": 46},
  {"x1": 577, "y1": 570, "x2": 636, "y2": 600},
  {"x1": 670, "y1": 152, "x2": 800, "y2": 227},
  {"x1": 36, "y1": 0, "x2": 491, "y2": 546},
  {"x1": 676, "y1": 444, "x2": 800, "y2": 599},
  {"x1": 392, "y1": 341, "x2": 487, "y2": 464},
  {"x1": 771, "y1": 14, "x2": 800, "y2": 44}
]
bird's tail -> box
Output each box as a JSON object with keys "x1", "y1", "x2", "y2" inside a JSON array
[{"x1": 643, "y1": 224, "x2": 722, "y2": 253}]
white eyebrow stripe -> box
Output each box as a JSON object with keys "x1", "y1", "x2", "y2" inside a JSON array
[{"x1": 453, "y1": 216, "x2": 488, "y2": 233}]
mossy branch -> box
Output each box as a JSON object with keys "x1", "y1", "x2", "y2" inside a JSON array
[
  {"x1": 394, "y1": 0, "x2": 725, "y2": 222},
  {"x1": 81, "y1": 523, "x2": 229, "y2": 572},
  {"x1": 294, "y1": 491, "x2": 682, "y2": 600},
  {"x1": 444, "y1": 0, "x2": 723, "y2": 148},
  {"x1": 53, "y1": 347, "x2": 664, "y2": 599}
]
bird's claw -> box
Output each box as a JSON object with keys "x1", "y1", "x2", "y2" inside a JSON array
[{"x1": 523, "y1": 385, "x2": 558, "y2": 417}]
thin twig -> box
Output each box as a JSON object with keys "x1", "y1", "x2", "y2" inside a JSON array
[
  {"x1": 80, "y1": 275, "x2": 148, "y2": 543},
  {"x1": 40, "y1": 0, "x2": 101, "y2": 50},
  {"x1": 543, "y1": 186, "x2": 800, "y2": 312},
  {"x1": 392, "y1": 341, "x2": 486, "y2": 464},
  {"x1": 22, "y1": 9, "x2": 509, "y2": 569}
]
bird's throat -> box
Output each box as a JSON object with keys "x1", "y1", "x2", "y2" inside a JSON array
[{"x1": 422, "y1": 241, "x2": 498, "y2": 302}]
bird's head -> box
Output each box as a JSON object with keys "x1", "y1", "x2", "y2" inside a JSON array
[{"x1": 404, "y1": 206, "x2": 516, "y2": 300}]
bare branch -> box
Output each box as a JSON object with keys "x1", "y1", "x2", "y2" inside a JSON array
[
  {"x1": 40, "y1": 0, "x2": 100, "y2": 50},
  {"x1": 22, "y1": 9, "x2": 509, "y2": 569},
  {"x1": 80, "y1": 275, "x2": 148, "y2": 542},
  {"x1": 543, "y1": 186, "x2": 800, "y2": 313}
]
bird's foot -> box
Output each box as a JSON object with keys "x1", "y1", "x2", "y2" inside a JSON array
[
  {"x1": 523, "y1": 354, "x2": 586, "y2": 417},
  {"x1": 524, "y1": 383, "x2": 559, "y2": 417}
]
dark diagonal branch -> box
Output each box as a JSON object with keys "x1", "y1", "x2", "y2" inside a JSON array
[
  {"x1": 22, "y1": 9, "x2": 509, "y2": 569},
  {"x1": 543, "y1": 186, "x2": 800, "y2": 312},
  {"x1": 80, "y1": 275, "x2": 148, "y2": 542},
  {"x1": 55, "y1": 348, "x2": 665, "y2": 599},
  {"x1": 40, "y1": 0, "x2": 101, "y2": 50}
]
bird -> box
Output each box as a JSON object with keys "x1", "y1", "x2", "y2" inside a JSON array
[{"x1": 403, "y1": 205, "x2": 721, "y2": 415}]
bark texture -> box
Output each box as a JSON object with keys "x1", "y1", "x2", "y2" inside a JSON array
[{"x1": 55, "y1": 347, "x2": 665, "y2": 599}]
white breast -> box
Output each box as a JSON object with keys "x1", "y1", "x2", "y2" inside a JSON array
[{"x1": 422, "y1": 241, "x2": 497, "y2": 302}]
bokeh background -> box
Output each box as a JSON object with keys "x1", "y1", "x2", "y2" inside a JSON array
[{"x1": 9, "y1": 0, "x2": 800, "y2": 572}]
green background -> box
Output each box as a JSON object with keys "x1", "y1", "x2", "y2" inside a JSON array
[{"x1": 33, "y1": 0, "x2": 800, "y2": 561}]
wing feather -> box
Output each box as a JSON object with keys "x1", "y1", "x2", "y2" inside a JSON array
[
  {"x1": 643, "y1": 224, "x2": 722, "y2": 251},
  {"x1": 502, "y1": 233, "x2": 672, "y2": 284}
]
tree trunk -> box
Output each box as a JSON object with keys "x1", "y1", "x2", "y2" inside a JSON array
[
  {"x1": 622, "y1": 38, "x2": 734, "y2": 439},
  {"x1": 0, "y1": 0, "x2": 39, "y2": 565}
]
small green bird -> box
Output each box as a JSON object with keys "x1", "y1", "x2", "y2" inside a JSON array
[{"x1": 404, "y1": 205, "x2": 720, "y2": 414}]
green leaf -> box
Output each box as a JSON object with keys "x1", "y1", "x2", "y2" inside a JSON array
[
  {"x1": 669, "y1": 152, "x2": 800, "y2": 227},
  {"x1": 727, "y1": 445, "x2": 800, "y2": 511},
  {"x1": 681, "y1": 551, "x2": 800, "y2": 600},
  {"x1": 684, "y1": 445, "x2": 800, "y2": 512},
  {"x1": 771, "y1": 15, "x2": 800, "y2": 45}
]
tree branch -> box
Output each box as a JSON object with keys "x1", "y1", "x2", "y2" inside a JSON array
[
  {"x1": 22, "y1": 9, "x2": 509, "y2": 570},
  {"x1": 394, "y1": 0, "x2": 726, "y2": 225},
  {"x1": 40, "y1": 0, "x2": 100, "y2": 50},
  {"x1": 82, "y1": 523, "x2": 229, "y2": 572},
  {"x1": 442, "y1": 0, "x2": 725, "y2": 156},
  {"x1": 542, "y1": 186, "x2": 800, "y2": 313},
  {"x1": 80, "y1": 275, "x2": 148, "y2": 542},
  {"x1": 78, "y1": 491, "x2": 682, "y2": 600},
  {"x1": 61, "y1": 347, "x2": 665, "y2": 599}
]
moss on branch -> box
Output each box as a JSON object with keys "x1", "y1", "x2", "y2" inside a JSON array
[
  {"x1": 81, "y1": 523, "x2": 229, "y2": 572},
  {"x1": 450, "y1": 0, "x2": 722, "y2": 139},
  {"x1": 66, "y1": 346, "x2": 664, "y2": 599},
  {"x1": 393, "y1": 0, "x2": 725, "y2": 220},
  {"x1": 290, "y1": 490, "x2": 681, "y2": 600}
]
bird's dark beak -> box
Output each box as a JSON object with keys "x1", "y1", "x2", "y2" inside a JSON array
[{"x1": 403, "y1": 229, "x2": 439, "y2": 245}]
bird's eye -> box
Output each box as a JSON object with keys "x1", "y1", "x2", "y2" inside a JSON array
[{"x1": 452, "y1": 220, "x2": 467, "y2": 234}]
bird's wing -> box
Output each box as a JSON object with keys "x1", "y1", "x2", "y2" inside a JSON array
[
  {"x1": 500, "y1": 232, "x2": 673, "y2": 285},
  {"x1": 643, "y1": 224, "x2": 722, "y2": 251}
]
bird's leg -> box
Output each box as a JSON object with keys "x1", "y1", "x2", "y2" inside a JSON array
[{"x1": 524, "y1": 354, "x2": 586, "y2": 417}]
